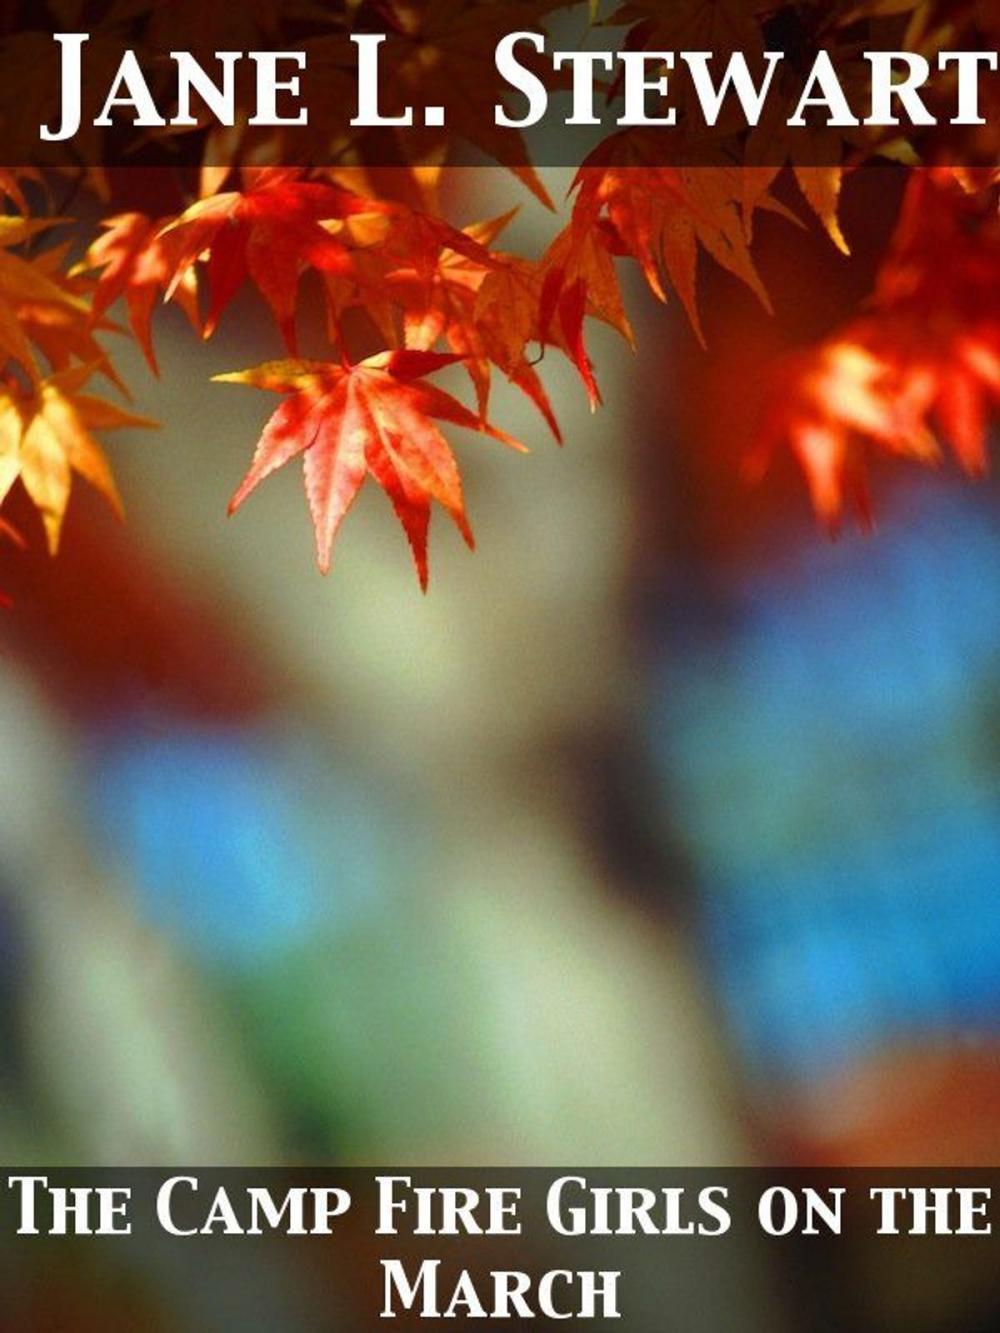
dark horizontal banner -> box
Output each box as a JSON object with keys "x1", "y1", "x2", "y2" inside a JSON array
[
  {"x1": 2, "y1": 1169, "x2": 1000, "y2": 1330},
  {"x1": 0, "y1": 1, "x2": 996, "y2": 168}
]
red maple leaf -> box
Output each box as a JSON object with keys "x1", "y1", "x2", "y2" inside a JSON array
[
  {"x1": 216, "y1": 349, "x2": 523, "y2": 587},
  {"x1": 79, "y1": 212, "x2": 201, "y2": 375},
  {"x1": 754, "y1": 171, "x2": 1000, "y2": 523},
  {"x1": 161, "y1": 168, "x2": 381, "y2": 349},
  {"x1": 752, "y1": 338, "x2": 938, "y2": 527},
  {"x1": 388, "y1": 210, "x2": 562, "y2": 441}
]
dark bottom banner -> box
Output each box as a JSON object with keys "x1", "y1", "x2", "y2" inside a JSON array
[{"x1": 0, "y1": 1169, "x2": 998, "y2": 1331}]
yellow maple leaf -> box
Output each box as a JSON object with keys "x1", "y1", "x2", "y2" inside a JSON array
[{"x1": 0, "y1": 366, "x2": 157, "y2": 554}]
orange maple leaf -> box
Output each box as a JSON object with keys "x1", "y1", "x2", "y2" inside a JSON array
[
  {"x1": 861, "y1": 171, "x2": 1000, "y2": 474},
  {"x1": 161, "y1": 168, "x2": 379, "y2": 348},
  {"x1": 78, "y1": 212, "x2": 200, "y2": 375},
  {"x1": 855, "y1": 319, "x2": 1000, "y2": 477},
  {"x1": 0, "y1": 214, "x2": 89, "y2": 378},
  {"x1": 0, "y1": 365, "x2": 157, "y2": 554},
  {"x1": 389, "y1": 210, "x2": 562, "y2": 441},
  {"x1": 755, "y1": 170, "x2": 1000, "y2": 523},
  {"x1": 574, "y1": 154, "x2": 782, "y2": 344},
  {"x1": 538, "y1": 216, "x2": 635, "y2": 410},
  {"x1": 319, "y1": 200, "x2": 505, "y2": 350},
  {"x1": 536, "y1": 146, "x2": 793, "y2": 411},
  {"x1": 216, "y1": 349, "x2": 523, "y2": 587},
  {"x1": 13, "y1": 239, "x2": 126, "y2": 392},
  {"x1": 752, "y1": 338, "x2": 938, "y2": 527}
]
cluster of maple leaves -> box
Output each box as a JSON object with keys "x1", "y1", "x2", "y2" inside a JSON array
[
  {"x1": 0, "y1": 0, "x2": 997, "y2": 602},
  {"x1": 754, "y1": 167, "x2": 1000, "y2": 525}
]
